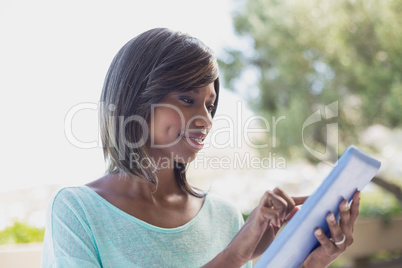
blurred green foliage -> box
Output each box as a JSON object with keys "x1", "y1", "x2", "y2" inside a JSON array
[
  {"x1": 329, "y1": 257, "x2": 348, "y2": 268},
  {"x1": 219, "y1": 0, "x2": 402, "y2": 161},
  {"x1": 368, "y1": 250, "x2": 402, "y2": 264},
  {"x1": 0, "y1": 221, "x2": 45, "y2": 245},
  {"x1": 360, "y1": 188, "x2": 402, "y2": 225}
]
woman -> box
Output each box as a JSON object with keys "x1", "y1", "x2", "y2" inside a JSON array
[{"x1": 42, "y1": 28, "x2": 359, "y2": 267}]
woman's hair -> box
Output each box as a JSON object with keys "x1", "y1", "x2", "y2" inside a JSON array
[{"x1": 99, "y1": 28, "x2": 220, "y2": 197}]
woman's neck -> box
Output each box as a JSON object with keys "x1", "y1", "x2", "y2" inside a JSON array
[
  {"x1": 149, "y1": 166, "x2": 186, "y2": 199},
  {"x1": 85, "y1": 166, "x2": 202, "y2": 229},
  {"x1": 110, "y1": 166, "x2": 186, "y2": 203}
]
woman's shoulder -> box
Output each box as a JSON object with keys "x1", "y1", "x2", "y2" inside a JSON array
[
  {"x1": 205, "y1": 192, "x2": 233, "y2": 206},
  {"x1": 205, "y1": 192, "x2": 243, "y2": 219},
  {"x1": 47, "y1": 185, "x2": 99, "y2": 215},
  {"x1": 51, "y1": 185, "x2": 92, "y2": 201}
]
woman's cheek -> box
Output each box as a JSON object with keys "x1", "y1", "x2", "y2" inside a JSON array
[{"x1": 150, "y1": 107, "x2": 185, "y2": 144}]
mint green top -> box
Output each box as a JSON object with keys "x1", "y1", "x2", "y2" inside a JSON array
[{"x1": 42, "y1": 186, "x2": 253, "y2": 267}]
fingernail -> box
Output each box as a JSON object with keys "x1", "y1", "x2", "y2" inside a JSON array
[
  {"x1": 344, "y1": 200, "x2": 349, "y2": 210},
  {"x1": 328, "y1": 213, "x2": 335, "y2": 222},
  {"x1": 315, "y1": 229, "x2": 322, "y2": 236}
]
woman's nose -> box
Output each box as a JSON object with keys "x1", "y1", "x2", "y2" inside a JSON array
[
  {"x1": 191, "y1": 107, "x2": 213, "y2": 129},
  {"x1": 193, "y1": 116, "x2": 212, "y2": 129}
]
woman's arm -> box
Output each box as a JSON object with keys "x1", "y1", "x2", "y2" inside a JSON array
[{"x1": 203, "y1": 188, "x2": 305, "y2": 267}]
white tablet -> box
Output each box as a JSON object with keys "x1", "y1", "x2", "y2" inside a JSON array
[{"x1": 253, "y1": 145, "x2": 381, "y2": 268}]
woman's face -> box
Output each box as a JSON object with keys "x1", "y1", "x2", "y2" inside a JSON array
[{"x1": 147, "y1": 82, "x2": 216, "y2": 164}]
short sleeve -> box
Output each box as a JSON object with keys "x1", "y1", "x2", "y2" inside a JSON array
[{"x1": 41, "y1": 188, "x2": 101, "y2": 268}]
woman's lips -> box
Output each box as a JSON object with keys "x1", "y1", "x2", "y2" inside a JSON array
[
  {"x1": 184, "y1": 136, "x2": 205, "y2": 149},
  {"x1": 178, "y1": 134, "x2": 205, "y2": 150}
]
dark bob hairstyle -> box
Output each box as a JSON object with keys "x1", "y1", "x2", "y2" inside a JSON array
[{"x1": 99, "y1": 28, "x2": 220, "y2": 197}]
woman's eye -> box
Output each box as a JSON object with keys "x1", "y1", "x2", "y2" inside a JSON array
[
  {"x1": 179, "y1": 97, "x2": 194, "y2": 104},
  {"x1": 207, "y1": 105, "x2": 215, "y2": 112}
]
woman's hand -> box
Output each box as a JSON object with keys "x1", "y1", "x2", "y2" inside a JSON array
[
  {"x1": 301, "y1": 191, "x2": 361, "y2": 268},
  {"x1": 222, "y1": 188, "x2": 307, "y2": 267}
]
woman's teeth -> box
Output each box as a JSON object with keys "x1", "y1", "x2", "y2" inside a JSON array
[
  {"x1": 189, "y1": 137, "x2": 203, "y2": 143},
  {"x1": 178, "y1": 134, "x2": 204, "y2": 145}
]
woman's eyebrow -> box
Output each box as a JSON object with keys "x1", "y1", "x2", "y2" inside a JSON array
[{"x1": 191, "y1": 88, "x2": 216, "y2": 100}]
